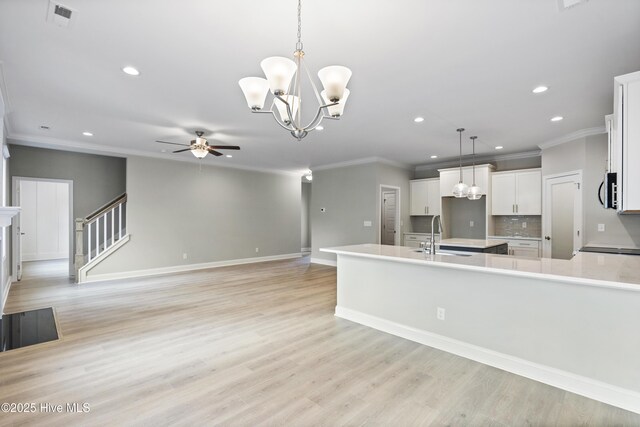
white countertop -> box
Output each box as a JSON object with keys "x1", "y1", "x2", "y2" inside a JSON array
[
  {"x1": 488, "y1": 235, "x2": 542, "y2": 241},
  {"x1": 320, "y1": 244, "x2": 640, "y2": 291},
  {"x1": 439, "y1": 238, "x2": 508, "y2": 249}
]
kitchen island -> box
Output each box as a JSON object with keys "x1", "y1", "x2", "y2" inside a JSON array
[{"x1": 320, "y1": 243, "x2": 640, "y2": 414}]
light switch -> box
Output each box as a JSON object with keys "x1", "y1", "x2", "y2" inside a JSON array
[
  {"x1": 363, "y1": 221, "x2": 372, "y2": 227},
  {"x1": 598, "y1": 224, "x2": 605, "y2": 232},
  {"x1": 522, "y1": 222, "x2": 527, "y2": 229},
  {"x1": 469, "y1": 220, "x2": 474, "y2": 227}
]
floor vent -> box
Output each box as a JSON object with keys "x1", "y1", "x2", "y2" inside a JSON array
[{"x1": 46, "y1": 1, "x2": 76, "y2": 28}]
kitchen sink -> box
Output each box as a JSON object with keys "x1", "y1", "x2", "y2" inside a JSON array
[{"x1": 411, "y1": 249, "x2": 472, "y2": 257}]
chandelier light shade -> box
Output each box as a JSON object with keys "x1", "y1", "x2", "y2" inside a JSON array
[
  {"x1": 238, "y1": 0, "x2": 352, "y2": 141},
  {"x1": 452, "y1": 128, "x2": 469, "y2": 198},
  {"x1": 238, "y1": 77, "x2": 270, "y2": 110},
  {"x1": 467, "y1": 136, "x2": 483, "y2": 200},
  {"x1": 322, "y1": 89, "x2": 350, "y2": 117}
]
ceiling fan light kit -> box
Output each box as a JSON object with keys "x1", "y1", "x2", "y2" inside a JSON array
[
  {"x1": 238, "y1": 0, "x2": 352, "y2": 141},
  {"x1": 156, "y1": 131, "x2": 240, "y2": 160}
]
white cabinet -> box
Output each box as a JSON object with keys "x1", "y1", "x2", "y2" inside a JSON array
[
  {"x1": 439, "y1": 164, "x2": 492, "y2": 197},
  {"x1": 504, "y1": 239, "x2": 541, "y2": 258},
  {"x1": 403, "y1": 233, "x2": 439, "y2": 248},
  {"x1": 613, "y1": 71, "x2": 640, "y2": 213},
  {"x1": 410, "y1": 179, "x2": 440, "y2": 216},
  {"x1": 491, "y1": 169, "x2": 541, "y2": 215}
]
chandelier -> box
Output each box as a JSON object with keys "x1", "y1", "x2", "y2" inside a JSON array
[{"x1": 238, "y1": 0, "x2": 352, "y2": 141}]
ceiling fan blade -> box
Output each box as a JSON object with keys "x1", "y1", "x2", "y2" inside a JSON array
[
  {"x1": 207, "y1": 145, "x2": 241, "y2": 150},
  {"x1": 173, "y1": 148, "x2": 192, "y2": 153},
  {"x1": 157, "y1": 140, "x2": 189, "y2": 147},
  {"x1": 207, "y1": 148, "x2": 224, "y2": 156}
]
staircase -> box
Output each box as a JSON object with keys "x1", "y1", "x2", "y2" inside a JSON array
[{"x1": 74, "y1": 193, "x2": 130, "y2": 283}]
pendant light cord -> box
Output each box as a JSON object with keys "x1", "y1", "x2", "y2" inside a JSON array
[
  {"x1": 471, "y1": 136, "x2": 477, "y2": 185},
  {"x1": 296, "y1": 0, "x2": 303, "y2": 51},
  {"x1": 457, "y1": 128, "x2": 465, "y2": 183}
]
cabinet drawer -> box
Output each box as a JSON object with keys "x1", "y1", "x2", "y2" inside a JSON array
[{"x1": 509, "y1": 240, "x2": 540, "y2": 248}]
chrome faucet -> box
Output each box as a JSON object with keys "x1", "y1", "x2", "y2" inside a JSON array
[{"x1": 430, "y1": 215, "x2": 444, "y2": 255}]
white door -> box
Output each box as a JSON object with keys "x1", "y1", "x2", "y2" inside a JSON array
[
  {"x1": 491, "y1": 173, "x2": 516, "y2": 215},
  {"x1": 543, "y1": 172, "x2": 583, "y2": 259},
  {"x1": 14, "y1": 182, "x2": 23, "y2": 281},
  {"x1": 409, "y1": 180, "x2": 428, "y2": 215},
  {"x1": 515, "y1": 170, "x2": 542, "y2": 215},
  {"x1": 381, "y1": 191, "x2": 397, "y2": 245},
  {"x1": 426, "y1": 179, "x2": 441, "y2": 216}
]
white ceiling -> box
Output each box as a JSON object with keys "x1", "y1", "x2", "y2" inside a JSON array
[{"x1": 1, "y1": 0, "x2": 639, "y2": 175}]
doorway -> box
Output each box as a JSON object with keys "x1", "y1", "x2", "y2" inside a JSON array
[
  {"x1": 379, "y1": 185, "x2": 400, "y2": 246},
  {"x1": 542, "y1": 171, "x2": 583, "y2": 259},
  {"x1": 12, "y1": 177, "x2": 74, "y2": 281}
]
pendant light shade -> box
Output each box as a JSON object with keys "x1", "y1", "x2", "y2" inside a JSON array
[
  {"x1": 321, "y1": 88, "x2": 350, "y2": 117},
  {"x1": 467, "y1": 135, "x2": 483, "y2": 200},
  {"x1": 238, "y1": 77, "x2": 270, "y2": 110},
  {"x1": 317, "y1": 65, "x2": 352, "y2": 102},
  {"x1": 260, "y1": 57, "x2": 298, "y2": 95},
  {"x1": 452, "y1": 128, "x2": 469, "y2": 198}
]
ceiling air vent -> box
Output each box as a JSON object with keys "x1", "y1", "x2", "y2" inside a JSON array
[
  {"x1": 46, "y1": 1, "x2": 77, "y2": 28},
  {"x1": 557, "y1": 0, "x2": 588, "y2": 11}
]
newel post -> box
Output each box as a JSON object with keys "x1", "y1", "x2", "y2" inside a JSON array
[{"x1": 74, "y1": 218, "x2": 84, "y2": 281}]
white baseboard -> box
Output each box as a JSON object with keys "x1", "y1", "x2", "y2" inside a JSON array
[
  {"x1": 335, "y1": 306, "x2": 640, "y2": 415},
  {"x1": 310, "y1": 257, "x2": 337, "y2": 267},
  {"x1": 78, "y1": 234, "x2": 131, "y2": 283},
  {"x1": 22, "y1": 252, "x2": 68, "y2": 262},
  {"x1": 301, "y1": 247, "x2": 311, "y2": 252},
  {"x1": 82, "y1": 252, "x2": 303, "y2": 284}
]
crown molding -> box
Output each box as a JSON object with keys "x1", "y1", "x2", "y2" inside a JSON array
[
  {"x1": 313, "y1": 156, "x2": 411, "y2": 172},
  {"x1": 7, "y1": 133, "x2": 302, "y2": 177},
  {"x1": 538, "y1": 126, "x2": 606, "y2": 150},
  {"x1": 415, "y1": 150, "x2": 541, "y2": 172}
]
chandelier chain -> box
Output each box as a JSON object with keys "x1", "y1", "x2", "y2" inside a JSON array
[{"x1": 296, "y1": 0, "x2": 303, "y2": 51}]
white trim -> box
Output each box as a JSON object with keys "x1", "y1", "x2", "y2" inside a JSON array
[
  {"x1": 313, "y1": 156, "x2": 411, "y2": 172},
  {"x1": 1, "y1": 273, "x2": 11, "y2": 314},
  {"x1": 538, "y1": 126, "x2": 606, "y2": 150},
  {"x1": 378, "y1": 184, "x2": 401, "y2": 246},
  {"x1": 7, "y1": 134, "x2": 301, "y2": 177},
  {"x1": 82, "y1": 252, "x2": 302, "y2": 283},
  {"x1": 77, "y1": 233, "x2": 131, "y2": 282},
  {"x1": 416, "y1": 151, "x2": 541, "y2": 172},
  {"x1": 310, "y1": 257, "x2": 337, "y2": 267},
  {"x1": 335, "y1": 306, "x2": 640, "y2": 415},
  {"x1": 301, "y1": 247, "x2": 311, "y2": 252}
]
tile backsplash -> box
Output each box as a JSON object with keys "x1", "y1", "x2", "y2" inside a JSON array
[{"x1": 492, "y1": 215, "x2": 541, "y2": 238}]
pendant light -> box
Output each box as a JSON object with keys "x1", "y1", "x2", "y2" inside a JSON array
[
  {"x1": 452, "y1": 128, "x2": 469, "y2": 198},
  {"x1": 467, "y1": 136, "x2": 483, "y2": 200}
]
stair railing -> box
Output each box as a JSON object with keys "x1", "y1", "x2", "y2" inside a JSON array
[{"x1": 74, "y1": 193, "x2": 127, "y2": 278}]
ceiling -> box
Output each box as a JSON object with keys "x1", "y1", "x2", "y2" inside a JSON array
[{"x1": 1, "y1": 0, "x2": 639, "y2": 175}]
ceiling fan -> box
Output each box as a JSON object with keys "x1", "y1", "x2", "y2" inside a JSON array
[{"x1": 156, "y1": 131, "x2": 240, "y2": 159}]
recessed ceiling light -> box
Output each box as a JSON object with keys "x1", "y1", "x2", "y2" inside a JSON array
[
  {"x1": 226, "y1": 154, "x2": 233, "y2": 158},
  {"x1": 122, "y1": 66, "x2": 140, "y2": 76},
  {"x1": 160, "y1": 149, "x2": 167, "y2": 153},
  {"x1": 495, "y1": 146, "x2": 504, "y2": 150},
  {"x1": 414, "y1": 117, "x2": 424, "y2": 123},
  {"x1": 316, "y1": 125, "x2": 324, "y2": 131},
  {"x1": 430, "y1": 155, "x2": 438, "y2": 159},
  {"x1": 532, "y1": 86, "x2": 548, "y2": 94},
  {"x1": 551, "y1": 116, "x2": 564, "y2": 122},
  {"x1": 82, "y1": 131, "x2": 93, "y2": 136}
]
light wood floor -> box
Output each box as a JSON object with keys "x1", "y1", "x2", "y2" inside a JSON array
[{"x1": 2, "y1": 256, "x2": 639, "y2": 426}]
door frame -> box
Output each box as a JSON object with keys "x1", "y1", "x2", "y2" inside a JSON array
[
  {"x1": 542, "y1": 170, "x2": 583, "y2": 258},
  {"x1": 378, "y1": 185, "x2": 401, "y2": 246},
  {"x1": 12, "y1": 177, "x2": 74, "y2": 280}
]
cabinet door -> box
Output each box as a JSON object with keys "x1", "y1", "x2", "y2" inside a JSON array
[
  {"x1": 491, "y1": 173, "x2": 516, "y2": 215},
  {"x1": 410, "y1": 180, "x2": 429, "y2": 215},
  {"x1": 511, "y1": 246, "x2": 540, "y2": 258},
  {"x1": 515, "y1": 170, "x2": 541, "y2": 215},
  {"x1": 426, "y1": 179, "x2": 440, "y2": 216},
  {"x1": 439, "y1": 170, "x2": 459, "y2": 198}
]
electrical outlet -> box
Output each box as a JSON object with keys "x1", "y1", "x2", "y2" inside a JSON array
[
  {"x1": 469, "y1": 220, "x2": 474, "y2": 227},
  {"x1": 522, "y1": 222, "x2": 527, "y2": 229},
  {"x1": 255, "y1": 247, "x2": 259, "y2": 253},
  {"x1": 363, "y1": 220, "x2": 372, "y2": 227},
  {"x1": 598, "y1": 224, "x2": 605, "y2": 232},
  {"x1": 437, "y1": 307, "x2": 446, "y2": 321},
  {"x1": 183, "y1": 253, "x2": 188, "y2": 260}
]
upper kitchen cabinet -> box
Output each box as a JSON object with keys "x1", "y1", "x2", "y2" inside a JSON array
[
  {"x1": 410, "y1": 178, "x2": 440, "y2": 216},
  {"x1": 439, "y1": 164, "x2": 493, "y2": 197},
  {"x1": 613, "y1": 71, "x2": 640, "y2": 213},
  {"x1": 491, "y1": 169, "x2": 541, "y2": 215}
]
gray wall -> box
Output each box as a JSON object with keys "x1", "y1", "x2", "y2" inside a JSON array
[
  {"x1": 541, "y1": 134, "x2": 640, "y2": 248},
  {"x1": 8, "y1": 144, "x2": 126, "y2": 219},
  {"x1": 311, "y1": 161, "x2": 412, "y2": 262},
  {"x1": 301, "y1": 182, "x2": 311, "y2": 250},
  {"x1": 442, "y1": 197, "x2": 487, "y2": 239},
  {"x1": 89, "y1": 156, "x2": 301, "y2": 277}
]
